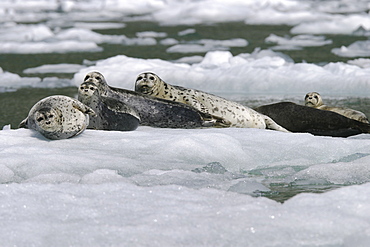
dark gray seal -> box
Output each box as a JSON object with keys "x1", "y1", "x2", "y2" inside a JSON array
[
  {"x1": 19, "y1": 95, "x2": 95, "y2": 140},
  {"x1": 80, "y1": 71, "x2": 222, "y2": 128},
  {"x1": 255, "y1": 102, "x2": 370, "y2": 137},
  {"x1": 78, "y1": 81, "x2": 140, "y2": 131}
]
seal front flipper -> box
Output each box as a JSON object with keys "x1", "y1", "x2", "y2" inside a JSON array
[
  {"x1": 18, "y1": 118, "x2": 28, "y2": 128},
  {"x1": 200, "y1": 113, "x2": 232, "y2": 128},
  {"x1": 100, "y1": 95, "x2": 141, "y2": 131},
  {"x1": 72, "y1": 100, "x2": 96, "y2": 116},
  {"x1": 102, "y1": 96, "x2": 141, "y2": 121}
]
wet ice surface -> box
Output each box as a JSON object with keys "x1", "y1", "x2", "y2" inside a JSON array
[
  {"x1": 2, "y1": 127, "x2": 370, "y2": 246},
  {"x1": 2, "y1": 0, "x2": 370, "y2": 245}
]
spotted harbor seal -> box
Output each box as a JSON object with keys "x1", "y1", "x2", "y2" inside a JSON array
[
  {"x1": 19, "y1": 95, "x2": 95, "y2": 140},
  {"x1": 255, "y1": 102, "x2": 370, "y2": 137},
  {"x1": 78, "y1": 81, "x2": 140, "y2": 131},
  {"x1": 305, "y1": 92, "x2": 369, "y2": 123},
  {"x1": 134, "y1": 72, "x2": 289, "y2": 132},
  {"x1": 80, "y1": 71, "x2": 223, "y2": 128}
]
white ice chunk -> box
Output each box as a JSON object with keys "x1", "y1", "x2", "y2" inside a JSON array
[{"x1": 24, "y1": 64, "x2": 87, "y2": 74}]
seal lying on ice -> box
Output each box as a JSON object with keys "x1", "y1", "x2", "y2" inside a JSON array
[
  {"x1": 81, "y1": 71, "x2": 224, "y2": 128},
  {"x1": 134, "y1": 72, "x2": 289, "y2": 132},
  {"x1": 305, "y1": 92, "x2": 369, "y2": 123},
  {"x1": 19, "y1": 95, "x2": 95, "y2": 140},
  {"x1": 255, "y1": 102, "x2": 370, "y2": 137}
]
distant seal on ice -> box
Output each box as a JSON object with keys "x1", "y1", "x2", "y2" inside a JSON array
[
  {"x1": 134, "y1": 72, "x2": 289, "y2": 132},
  {"x1": 19, "y1": 95, "x2": 95, "y2": 140},
  {"x1": 305, "y1": 92, "x2": 369, "y2": 123},
  {"x1": 81, "y1": 71, "x2": 222, "y2": 128},
  {"x1": 255, "y1": 102, "x2": 370, "y2": 137},
  {"x1": 78, "y1": 81, "x2": 140, "y2": 131}
]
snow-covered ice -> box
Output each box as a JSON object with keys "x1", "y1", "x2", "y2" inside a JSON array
[
  {"x1": 332, "y1": 40, "x2": 370, "y2": 58},
  {"x1": 2, "y1": 126, "x2": 370, "y2": 246},
  {"x1": 2, "y1": 0, "x2": 370, "y2": 245},
  {"x1": 266, "y1": 34, "x2": 333, "y2": 51},
  {"x1": 23, "y1": 64, "x2": 87, "y2": 74},
  {"x1": 71, "y1": 50, "x2": 370, "y2": 97}
]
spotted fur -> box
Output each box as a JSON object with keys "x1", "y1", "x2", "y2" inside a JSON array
[
  {"x1": 305, "y1": 92, "x2": 369, "y2": 123},
  {"x1": 80, "y1": 71, "x2": 226, "y2": 128},
  {"x1": 19, "y1": 95, "x2": 95, "y2": 140},
  {"x1": 135, "y1": 72, "x2": 289, "y2": 132}
]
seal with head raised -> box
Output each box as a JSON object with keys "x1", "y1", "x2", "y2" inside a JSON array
[
  {"x1": 135, "y1": 72, "x2": 289, "y2": 132},
  {"x1": 80, "y1": 71, "x2": 223, "y2": 129},
  {"x1": 255, "y1": 102, "x2": 370, "y2": 137},
  {"x1": 78, "y1": 81, "x2": 140, "y2": 131},
  {"x1": 305, "y1": 92, "x2": 369, "y2": 123},
  {"x1": 19, "y1": 95, "x2": 95, "y2": 140}
]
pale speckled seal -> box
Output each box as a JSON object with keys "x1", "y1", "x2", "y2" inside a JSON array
[
  {"x1": 255, "y1": 102, "x2": 370, "y2": 137},
  {"x1": 305, "y1": 92, "x2": 369, "y2": 123},
  {"x1": 78, "y1": 81, "x2": 140, "y2": 131},
  {"x1": 19, "y1": 95, "x2": 95, "y2": 140},
  {"x1": 134, "y1": 72, "x2": 289, "y2": 132},
  {"x1": 81, "y1": 71, "x2": 223, "y2": 128}
]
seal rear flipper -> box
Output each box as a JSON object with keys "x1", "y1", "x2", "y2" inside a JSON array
[{"x1": 263, "y1": 115, "x2": 290, "y2": 133}]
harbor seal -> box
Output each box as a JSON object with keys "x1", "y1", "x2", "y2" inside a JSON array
[
  {"x1": 255, "y1": 102, "x2": 370, "y2": 137},
  {"x1": 78, "y1": 81, "x2": 140, "y2": 131},
  {"x1": 134, "y1": 72, "x2": 289, "y2": 132},
  {"x1": 305, "y1": 92, "x2": 369, "y2": 123},
  {"x1": 80, "y1": 71, "x2": 223, "y2": 128},
  {"x1": 19, "y1": 95, "x2": 95, "y2": 140}
]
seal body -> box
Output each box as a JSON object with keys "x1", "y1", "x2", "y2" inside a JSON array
[
  {"x1": 255, "y1": 102, "x2": 370, "y2": 137},
  {"x1": 81, "y1": 71, "x2": 220, "y2": 129},
  {"x1": 78, "y1": 81, "x2": 140, "y2": 131},
  {"x1": 305, "y1": 92, "x2": 369, "y2": 123},
  {"x1": 19, "y1": 95, "x2": 95, "y2": 140},
  {"x1": 135, "y1": 72, "x2": 289, "y2": 132}
]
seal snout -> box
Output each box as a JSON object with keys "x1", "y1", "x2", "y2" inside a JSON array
[
  {"x1": 135, "y1": 75, "x2": 153, "y2": 93},
  {"x1": 136, "y1": 84, "x2": 151, "y2": 94}
]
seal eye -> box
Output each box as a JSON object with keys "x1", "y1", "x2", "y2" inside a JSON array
[
  {"x1": 90, "y1": 87, "x2": 95, "y2": 90},
  {"x1": 149, "y1": 76, "x2": 155, "y2": 81},
  {"x1": 137, "y1": 76, "x2": 143, "y2": 81},
  {"x1": 95, "y1": 76, "x2": 101, "y2": 81},
  {"x1": 314, "y1": 96, "x2": 318, "y2": 99},
  {"x1": 84, "y1": 75, "x2": 90, "y2": 81},
  {"x1": 37, "y1": 117, "x2": 44, "y2": 122}
]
